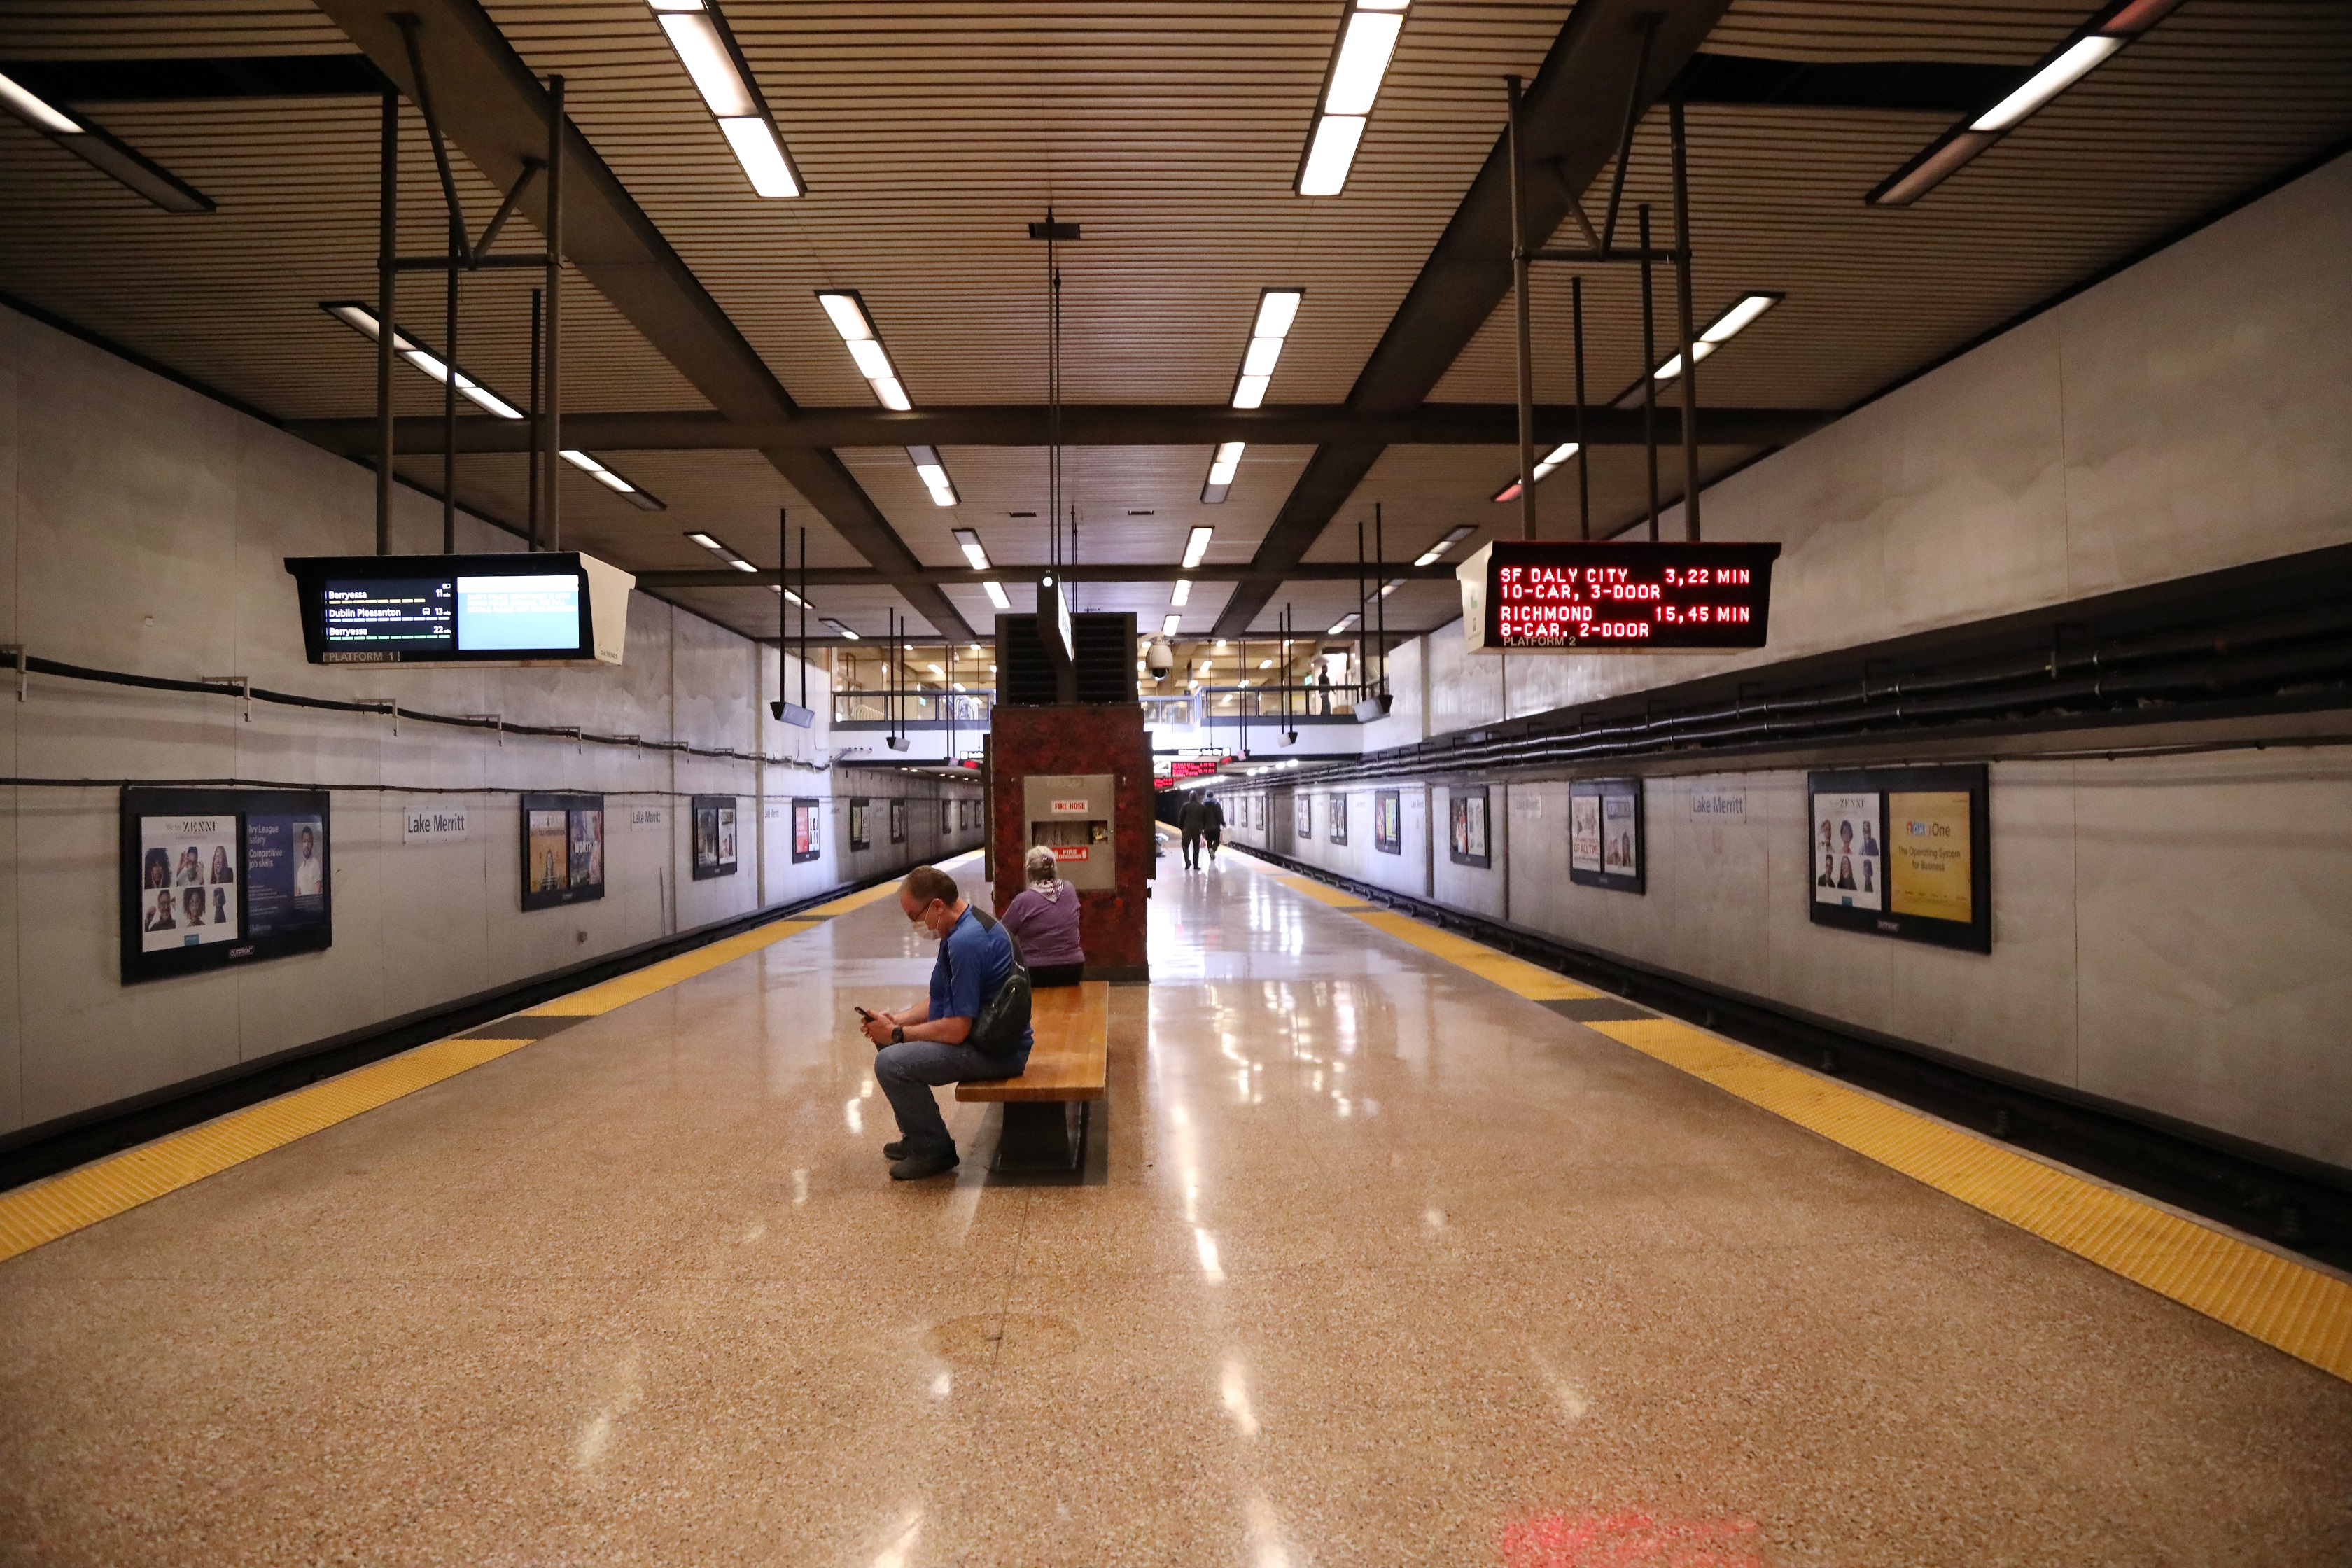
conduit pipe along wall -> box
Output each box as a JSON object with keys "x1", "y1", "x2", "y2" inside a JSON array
[{"x1": 0, "y1": 302, "x2": 983, "y2": 1142}]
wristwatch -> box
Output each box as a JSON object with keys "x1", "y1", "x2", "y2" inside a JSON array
[{"x1": 891, "y1": 1025, "x2": 905, "y2": 1044}]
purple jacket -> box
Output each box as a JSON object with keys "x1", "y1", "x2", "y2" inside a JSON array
[{"x1": 1000, "y1": 881, "x2": 1085, "y2": 967}]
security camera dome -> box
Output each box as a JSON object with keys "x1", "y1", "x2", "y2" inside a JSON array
[{"x1": 1145, "y1": 640, "x2": 1175, "y2": 678}]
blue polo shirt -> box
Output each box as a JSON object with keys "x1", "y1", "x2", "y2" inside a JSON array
[{"x1": 930, "y1": 905, "x2": 1030, "y2": 1058}]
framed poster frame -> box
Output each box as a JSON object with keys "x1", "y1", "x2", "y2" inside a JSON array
[
  {"x1": 889, "y1": 797, "x2": 906, "y2": 846},
  {"x1": 1296, "y1": 792, "x2": 1313, "y2": 840},
  {"x1": 791, "y1": 798, "x2": 821, "y2": 863},
  {"x1": 1448, "y1": 785, "x2": 1492, "y2": 868},
  {"x1": 1807, "y1": 764, "x2": 1990, "y2": 953},
  {"x1": 848, "y1": 797, "x2": 872, "y2": 850},
  {"x1": 691, "y1": 794, "x2": 739, "y2": 880},
  {"x1": 1329, "y1": 792, "x2": 1348, "y2": 845},
  {"x1": 1568, "y1": 778, "x2": 1646, "y2": 895},
  {"x1": 1375, "y1": 789, "x2": 1402, "y2": 855},
  {"x1": 522, "y1": 793, "x2": 606, "y2": 910},
  {"x1": 120, "y1": 788, "x2": 333, "y2": 984}
]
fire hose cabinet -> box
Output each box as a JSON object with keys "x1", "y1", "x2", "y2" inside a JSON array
[{"x1": 1023, "y1": 774, "x2": 1116, "y2": 891}]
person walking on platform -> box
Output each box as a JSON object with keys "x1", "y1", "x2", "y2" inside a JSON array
[
  {"x1": 1177, "y1": 793, "x2": 1210, "y2": 870},
  {"x1": 1000, "y1": 845, "x2": 1086, "y2": 988},
  {"x1": 1201, "y1": 794, "x2": 1225, "y2": 865},
  {"x1": 860, "y1": 866, "x2": 1032, "y2": 1181}
]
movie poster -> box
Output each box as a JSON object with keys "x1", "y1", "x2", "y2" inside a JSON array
[
  {"x1": 792, "y1": 799, "x2": 820, "y2": 862},
  {"x1": 1376, "y1": 790, "x2": 1401, "y2": 855},
  {"x1": 1329, "y1": 793, "x2": 1348, "y2": 845},
  {"x1": 1297, "y1": 793, "x2": 1313, "y2": 839},
  {"x1": 1889, "y1": 791, "x2": 1973, "y2": 923},
  {"x1": 138, "y1": 812, "x2": 241, "y2": 953},
  {"x1": 245, "y1": 812, "x2": 329, "y2": 944},
  {"x1": 522, "y1": 794, "x2": 604, "y2": 909},
  {"x1": 1569, "y1": 793, "x2": 1603, "y2": 875},
  {"x1": 1449, "y1": 788, "x2": 1490, "y2": 867},
  {"x1": 1811, "y1": 791, "x2": 1882, "y2": 910}
]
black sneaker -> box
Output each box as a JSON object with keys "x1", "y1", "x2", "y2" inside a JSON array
[
  {"x1": 882, "y1": 1140, "x2": 909, "y2": 1159},
  {"x1": 889, "y1": 1149, "x2": 959, "y2": 1181}
]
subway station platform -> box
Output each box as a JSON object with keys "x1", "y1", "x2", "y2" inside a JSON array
[{"x1": 2, "y1": 846, "x2": 2348, "y2": 1565}]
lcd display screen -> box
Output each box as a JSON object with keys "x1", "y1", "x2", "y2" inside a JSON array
[
  {"x1": 321, "y1": 578, "x2": 454, "y2": 651},
  {"x1": 456, "y1": 574, "x2": 580, "y2": 651},
  {"x1": 288, "y1": 554, "x2": 597, "y2": 664},
  {"x1": 1460, "y1": 541, "x2": 1782, "y2": 653}
]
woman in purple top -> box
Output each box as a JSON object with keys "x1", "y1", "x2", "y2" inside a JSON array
[{"x1": 998, "y1": 844, "x2": 1086, "y2": 988}]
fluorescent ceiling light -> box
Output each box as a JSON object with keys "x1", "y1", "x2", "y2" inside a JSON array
[
  {"x1": 1259, "y1": 658, "x2": 1274, "y2": 669},
  {"x1": 1702, "y1": 293, "x2": 1777, "y2": 344},
  {"x1": 1616, "y1": 292, "x2": 1782, "y2": 408},
  {"x1": 1201, "y1": 446, "x2": 1241, "y2": 504},
  {"x1": 1252, "y1": 290, "x2": 1302, "y2": 340},
  {"x1": 0, "y1": 71, "x2": 83, "y2": 134},
  {"x1": 1324, "y1": 10, "x2": 1404, "y2": 115},
  {"x1": 911, "y1": 445, "x2": 959, "y2": 507},
  {"x1": 1298, "y1": 113, "x2": 1366, "y2": 197},
  {"x1": 659, "y1": 10, "x2": 756, "y2": 116},
  {"x1": 1652, "y1": 341, "x2": 1717, "y2": 382},
  {"x1": 1162, "y1": 614, "x2": 1183, "y2": 638},
  {"x1": 1972, "y1": 34, "x2": 2121, "y2": 131},
  {"x1": 1183, "y1": 525, "x2": 1214, "y2": 568},
  {"x1": 874, "y1": 375, "x2": 911, "y2": 411},
  {"x1": 821, "y1": 617, "x2": 860, "y2": 640},
  {"x1": 816, "y1": 290, "x2": 914, "y2": 409},
  {"x1": 983, "y1": 580, "x2": 1011, "y2": 610},
  {"x1": 717, "y1": 115, "x2": 799, "y2": 197},
  {"x1": 561, "y1": 449, "x2": 606, "y2": 472},
  {"x1": 1170, "y1": 580, "x2": 1192, "y2": 607},
  {"x1": 818, "y1": 292, "x2": 873, "y2": 340},
  {"x1": 1240, "y1": 337, "x2": 1283, "y2": 378},
  {"x1": 1328, "y1": 613, "x2": 1359, "y2": 636},
  {"x1": 952, "y1": 526, "x2": 990, "y2": 570},
  {"x1": 1231, "y1": 374, "x2": 1270, "y2": 410},
  {"x1": 687, "y1": 532, "x2": 724, "y2": 550},
  {"x1": 847, "y1": 339, "x2": 892, "y2": 378}
]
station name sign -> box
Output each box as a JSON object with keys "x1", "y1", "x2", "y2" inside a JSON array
[{"x1": 1457, "y1": 540, "x2": 1782, "y2": 654}]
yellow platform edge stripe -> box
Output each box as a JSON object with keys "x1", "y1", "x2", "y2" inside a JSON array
[
  {"x1": 0, "y1": 916, "x2": 823, "y2": 1264},
  {"x1": 1269, "y1": 870, "x2": 2352, "y2": 1383}
]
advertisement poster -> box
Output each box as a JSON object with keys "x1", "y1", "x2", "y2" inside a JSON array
[
  {"x1": 1889, "y1": 792, "x2": 1974, "y2": 923},
  {"x1": 1807, "y1": 767, "x2": 1989, "y2": 952},
  {"x1": 245, "y1": 812, "x2": 329, "y2": 943},
  {"x1": 120, "y1": 789, "x2": 334, "y2": 984},
  {"x1": 1329, "y1": 793, "x2": 1348, "y2": 845},
  {"x1": 139, "y1": 812, "x2": 241, "y2": 953},
  {"x1": 1569, "y1": 794, "x2": 1603, "y2": 875},
  {"x1": 1376, "y1": 790, "x2": 1401, "y2": 855},
  {"x1": 1603, "y1": 792, "x2": 1638, "y2": 876},
  {"x1": 1448, "y1": 788, "x2": 1490, "y2": 867},
  {"x1": 522, "y1": 794, "x2": 606, "y2": 910},
  {"x1": 692, "y1": 795, "x2": 739, "y2": 879},
  {"x1": 849, "y1": 799, "x2": 872, "y2": 850},
  {"x1": 1811, "y1": 791, "x2": 1882, "y2": 910},
  {"x1": 792, "y1": 799, "x2": 820, "y2": 863}
]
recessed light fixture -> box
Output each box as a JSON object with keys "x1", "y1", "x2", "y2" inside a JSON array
[
  {"x1": 0, "y1": 69, "x2": 215, "y2": 213},
  {"x1": 1161, "y1": 613, "x2": 1182, "y2": 638},
  {"x1": 1413, "y1": 525, "x2": 1476, "y2": 566},
  {"x1": 1867, "y1": 0, "x2": 2182, "y2": 207},
  {"x1": 982, "y1": 580, "x2": 1011, "y2": 610},
  {"x1": 909, "y1": 445, "x2": 958, "y2": 507},
  {"x1": 1327, "y1": 612, "x2": 1361, "y2": 636},
  {"x1": 684, "y1": 530, "x2": 795, "y2": 596},
  {"x1": 1296, "y1": 1, "x2": 1408, "y2": 197},
  {"x1": 1170, "y1": 580, "x2": 1192, "y2": 607},
  {"x1": 1230, "y1": 288, "x2": 1302, "y2": 410},
  {"x1": 815, "y1": 290, "x2": 912, "y2": 410},
  {"x1": 1609, "y1": 292, "x2": 1783, "y2": 411},
  {"x1": 1200, "y1": 444, "x2": 1245, "y2": 505},
  {"x1": 1492, "y1": 442, "x2": 1584, "y2": 503},
  {"x1": 0, "y1": 71, "x2": 79, "y2": 135},
  {"x1": 646, "y1": 0, "x2": 804, "y2": 198},
  {"x1": 951, "y1": 527, "x2": 990, "y2": 570},
  {"x1": 820, "y1": 617, "x2": 860, "y2": 640}
]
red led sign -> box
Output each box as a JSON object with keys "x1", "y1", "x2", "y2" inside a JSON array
[{"x1": 1459, "y1": 540, "x2": 1782, "y2": 653}]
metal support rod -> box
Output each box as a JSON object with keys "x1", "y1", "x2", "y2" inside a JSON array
[
  {"x1": 398, "y1": 15, "x2": 468, "y2": 250},
  {"x1": 1375, "y1": 502, "x2": 1387, "y2": 696},
  {"x1": 1506, "y1": 75, "x2": 1536, "y2": 542},
  {"x1": 526, "y1": 286, "x2": 541, "y2": 549},
  {"x1": 1573, "y1": 274, "x2": 1590, "y2": 540},
  {"x1": 375, "y1": 90, "x2": 398, "y2": 555},
  {"x1": 1672, "y1": 98, "x2": 1700, "y2": 542},
  {"x1": 1640, "y1": 203, "x2": 1659, "y2": 542},
  {"x1": 443, "y1": 220, "x2": 458, "y2": 552},
  {"x1": 799, "y1": 523, "x2": 809, "y2": 711},
  {"x1": 1357, "y1": 518, "x2": 1368, "y2": 700},
  {"x1": 543, "y1": 74, "x2": 564, "y2": 553},
  {"x1": 1601, "y1": 15, "x2": 1658, "y2": 255},
  {"x1": 474, "y1": 160, "x2": 540, "y2": 260}
]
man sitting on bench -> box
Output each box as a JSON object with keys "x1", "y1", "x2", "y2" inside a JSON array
[{"x1": 860, "y1": 865, "x2": 1032, "y2": 1181}]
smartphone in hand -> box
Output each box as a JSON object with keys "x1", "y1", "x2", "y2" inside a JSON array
[{"x1": 854, "y1": 1006, "x2": 878, "y2": 1023}]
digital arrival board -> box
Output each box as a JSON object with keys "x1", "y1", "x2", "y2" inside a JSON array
[
  {"x1": 1456, "y1": 540, "x2": 1782, "y2": 654},
  {"x1": 284, "y1": 552, "x2": 636, "y2": 666}
]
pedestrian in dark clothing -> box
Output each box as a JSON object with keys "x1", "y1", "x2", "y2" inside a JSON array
[
  {"x1": 1201, "y1": 795, "x2": 1226, "y2": 864},
  {"x1": 1177, "y1": 794, "x2": 1210, "y2": 869},
  {"x1": 1316, "y1": 669, "x2": 1333, "y2": 715}
]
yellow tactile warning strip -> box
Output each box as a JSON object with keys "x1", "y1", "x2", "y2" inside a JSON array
[
  {"x1": 0, "y1": 916, "x2": 824, "y2": 1264},
  {"x1": 1272, "y1": 872, "x2": 2352, "y2": 1385},
  {"x1": 804, "y1": 880, "x2": 911, "y2": 918}
]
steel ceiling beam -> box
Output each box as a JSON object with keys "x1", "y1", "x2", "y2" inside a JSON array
[
  {"x1": 287, "y1": 403, "x2": 1829, "y2": 454},
  {"x1": 309, "y1": 0, "x2": 974, "y2": 639},
  {"x1": 1212, "y1": 0, "x2": 1739, "y2": 638}
]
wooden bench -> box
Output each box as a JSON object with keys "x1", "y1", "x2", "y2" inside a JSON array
[{"x1": 957, "y1": 981, "x2": 1109, "y2": 1170}]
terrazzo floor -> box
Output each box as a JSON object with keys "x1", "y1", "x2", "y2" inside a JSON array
[{"x1": 3, "y1": 848, "x2": 2348, "y2": 1566}]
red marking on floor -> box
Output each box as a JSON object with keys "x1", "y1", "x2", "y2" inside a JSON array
[{"x1": 1502, "y1": 1510, "x2": 1763, "y2": 1567}]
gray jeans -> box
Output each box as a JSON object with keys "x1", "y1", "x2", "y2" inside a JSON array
[{"x1": 873, "y1": 1036, "x2": 1030, "y2": 1156}]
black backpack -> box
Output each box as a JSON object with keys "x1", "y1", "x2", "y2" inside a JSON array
[{"x1": 962, "y1": 907, "x2": 1032, "y2": 1052}]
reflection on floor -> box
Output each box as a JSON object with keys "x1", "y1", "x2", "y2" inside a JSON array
[{"x1": 4, "y1": 850, "x2": 2349, "y2": 1565}]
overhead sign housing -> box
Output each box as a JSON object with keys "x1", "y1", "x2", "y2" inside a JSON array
[
  {"x1": 1457, "y1": 540, "x2": 1782, "y2": 654},
  {"x1": 285, "y1": 552, "x2": 635, "y2": 666}
]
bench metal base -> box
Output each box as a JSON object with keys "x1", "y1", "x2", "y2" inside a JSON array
[{"x1": 993, "y1": 1100, "x2": 1090, "y2": 1172}]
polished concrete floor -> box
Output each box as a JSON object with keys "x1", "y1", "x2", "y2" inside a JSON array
[{"x1": 4, "y1": 847, "x2": 2349, "y2": 1567}]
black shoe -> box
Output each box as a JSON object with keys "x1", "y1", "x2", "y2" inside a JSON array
[
  {"x1": 890, "y1": 1149, "x2": 959, "y2": 1181},
  {"x1": 883, "y1": 1140, "x2": 909, "y2": 1159}
]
